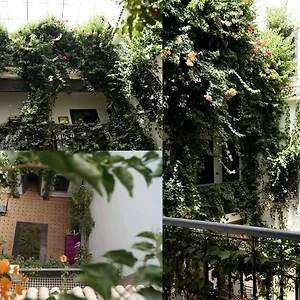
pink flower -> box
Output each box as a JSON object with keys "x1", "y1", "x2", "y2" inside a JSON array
[
  {"x1": 257, "y1": 40, "x2": 264, "y2": 46},
  {"x1": 24, "y1": 47, "x2": 30, "y2": 52},
  {"x1": 252, "y1": 48, "x2": 259, "y2": 54},
  {"x1": 217, "y1": 18, "x2": 222, "y2": 24},
  {"x1": 58, "y1": 25, "x2": 63, "y2": 29},
  {"x1": 62, "y1": 55, "x2": 67, "y2": 61},
  {"x1": 246, "y1": 26, "x2": 253, "y2": 33},
  {"x1": 265, "y1": 50, "x2": 272, "y2": 57},
  {"x1": 65, "y1": 20, "x2": 68, "y2": 22},
  {"x1": 204, "y1": 95, "x2": 212, "y2": 102}
]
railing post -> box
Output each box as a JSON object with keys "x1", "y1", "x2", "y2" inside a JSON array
[
  {"x1": 227, "y1": 234, "x2": 232, "y2": 300},
  {"x1": 252, "y1": 238, "x2": 257, "y2": 300},
  {"x1": 240, "y1": 269, "x2": 244, "y2": 298},
  {"x1": 295, "y1": 271, "x2": 299, "y2": 300},
  {"x1": 265, "y1": 271, "x2": 272, "y2": 300},
  {"x1": 296, "y1": 269, "x2": 300, "y2": 300},
  {"x1": 280, "y1": 244, "x2": 284, "y2": 300}
]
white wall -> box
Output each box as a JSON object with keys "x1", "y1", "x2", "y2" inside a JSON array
[
  {"x1": 52, "y1": 92, "x2": 108, "y2": 124},
  {"x1": 0, "y1": 92, "x2": 25, "y2": 123},
  {"x1": 0, "y1": 92, "x2": 108, "y2": 124},
  {"x1": 88, "y1": 151, "x2": 162, "y2": 275}
]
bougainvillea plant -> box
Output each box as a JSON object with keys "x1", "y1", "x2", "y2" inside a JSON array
[
  {"x1": 0, "y1": 15, "x2": 161, "y2": 151},
  {"x1": 163, "y1": 0, "x2": 296, "y2": 297}
]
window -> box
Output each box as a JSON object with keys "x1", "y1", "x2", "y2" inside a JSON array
[
  {"x1": 222, "y1": 142, "x2": 240, "y2": 182},
  {"x1": 70, "y1": 109, "x2": 99, "y2": 124},
  {"x1": 54, "y1": 176, "x2": 70, "y2": 193},
  {"x1": 197, "y1": 140, "x2": 214, "y2": 185}
]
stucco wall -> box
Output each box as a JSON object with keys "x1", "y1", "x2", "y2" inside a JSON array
[
  {"x1": 0, "y1": 91, "x2": 108, "y2": 124},
  {"x1": 0, "y1": 92, "x2": 25, "y2": 123},
  {"x1": 52, "y1": 92, "x2": 108, "y2": 124},
  {"x1": 87, "y1": 151, "x2": 162, "y2": 275}
]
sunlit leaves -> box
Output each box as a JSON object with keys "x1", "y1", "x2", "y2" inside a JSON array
[{"x1": 0, "y1": 151, "x2": 161, "y2": 200}]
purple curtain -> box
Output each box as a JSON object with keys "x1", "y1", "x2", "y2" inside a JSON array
[{"x1": 65, "y1": 233, "x2": 81, "y2": 265}]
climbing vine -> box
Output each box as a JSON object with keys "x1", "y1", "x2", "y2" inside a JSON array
[
  {"x1": 0, "y1": 15, "x2": 161, "y2": 150},
  {"x1": 70, "y1": 182, "x2": 95, "y2": 246},
  {"x1": 163, "y1": 0, "x2": 297, "y2": 297}
]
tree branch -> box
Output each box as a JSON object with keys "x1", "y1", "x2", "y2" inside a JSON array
[{"x1": 0, "y1": 163, "x2": 49, "y2": 172}]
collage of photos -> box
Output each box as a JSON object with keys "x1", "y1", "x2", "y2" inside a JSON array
[{"x1": 1, "y1": 0, "x2": 300, "y2": 299}]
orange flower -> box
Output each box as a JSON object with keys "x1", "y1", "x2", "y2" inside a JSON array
[
  {"x1": 60, "y1": 255, "x2": 68, "y2": 263},
  {"x1": 0, "y1": 259, "x2": 10, "y2": 274},
  {"x1": 13, "y1": 266, "x2": 18, "y2": 275},
  {"x1": 187, "y1": 51, "x2": 196, "y2": 62},
  {"x1": 184, "y1": 214, "x2": 191, "y2": 219},
  {"x1": 227, "y1": 88, "x2": 237, "y2": 98},
  {"x1": 15, "y1": 283, "x2": 24, "y2": 295},
  {"x1": 176, "y1": 36, "x2": 183, "y2": 44},
  {"x1": 186, "y1": 61, "x2": 194, "y2": 67},
  {"x1": 163, "y1": 49, "x2": 171, "y2": 57},
  {"x1": 0, "y1": 277, "x2": 12, "y2": 289}
]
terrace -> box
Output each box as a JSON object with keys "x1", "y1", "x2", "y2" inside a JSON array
[{"x1": 0, "y1": 187, "x2": 71, "y2": 259}]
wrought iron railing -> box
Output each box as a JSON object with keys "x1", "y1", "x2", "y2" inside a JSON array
[{"x1": 163, "y1": 217, "x2": 300, "y2": 300}]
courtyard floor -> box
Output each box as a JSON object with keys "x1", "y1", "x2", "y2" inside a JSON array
[{"x1": 0, "y1": 187, "x2": 71, "y2": 259}]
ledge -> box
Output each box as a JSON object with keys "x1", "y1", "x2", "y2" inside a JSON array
[{"x1": 0, "y1": 78, "x2": 86, "y2": 92}]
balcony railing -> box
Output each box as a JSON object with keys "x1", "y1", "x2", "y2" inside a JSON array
[
  {"x1": 12, "y1": 268, "x2": 83, "y2": 290},
  {"x1": 163, "y1": 217, "x2": 300, "y2": 300},
  {"x1": 283, "y1": 85, "x2": 300, "y2": 97}
]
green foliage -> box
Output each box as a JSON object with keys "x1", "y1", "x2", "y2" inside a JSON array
[
  {"x1": 163, "y1": 0, "x2": 297, "y2": 297},
  {"x1": 73, "y1": 246, "x2": 92, "y2": 267},
  {"x1": 0, "y1": 15, "x2": 161, "y2": 150},
  {"x1": 0, "y1": 151, "x2": 160, "y2": 200},
  {"x1": 71, "y1": 231, "x2": 162, "y2": 300},
  {"x1": 0, "y1": 236, "x2": 6, "y2": 248},
  {"x1": 42, "y1": 169, "x2": 56, "y2": 199},
  {"x1": 0, "y1": 25, "x2": 9, "y2": 71},
  {"x1": 118, "y1": 0, "x2": 162, "y2": 37},
  {"x1": 71, "y1": 183, "x2": 95, "y2": 243},
  {"x1": 266, "y1": 1, "x2": 295, "y2": 39}
]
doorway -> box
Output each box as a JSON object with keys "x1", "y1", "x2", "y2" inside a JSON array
[{"x1": 22, "y1": 173, "x2": 41, "y2": 194}]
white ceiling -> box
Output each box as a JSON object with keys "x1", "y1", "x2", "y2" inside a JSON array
[{"x1": 0, "y1": 0, "x2": 123, "y2": 32}]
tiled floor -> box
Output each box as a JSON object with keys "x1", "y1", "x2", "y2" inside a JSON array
[{"x1": 0, "y1": 187, "x2": 72, "y2": 260}]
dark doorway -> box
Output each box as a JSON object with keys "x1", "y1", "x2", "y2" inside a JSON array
[{"x1": 22, "y1": 173, "x2": 41, "y2": 194}]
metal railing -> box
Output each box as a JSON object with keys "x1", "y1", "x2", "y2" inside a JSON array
[
  {"x1": 163, "y1": 217, "x2": 300, "y2": 300},
  {"x1": 14, "y1": 268, "x2": 83, "y2": 290}
]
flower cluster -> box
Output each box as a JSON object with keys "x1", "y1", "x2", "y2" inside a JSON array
[
  {"x1": 252, "y1": 39, "x2": 272, "y2": 57},
  {"x1": 0, "y1": 259, "x2": 28, "y2": 300}
]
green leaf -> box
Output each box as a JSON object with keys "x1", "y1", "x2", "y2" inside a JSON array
[
  {"x1": 136, "y1": 231, "x2": 156, "y2": 241},
  {"x1": 37, "y1": 152, "x2": 104, "y2": 196},
  {"x1": 58, "y1": 295, "x2": 83, "y2": 300},
  {"x1": 142, "y1": 151, "x2": 159, "y2": 163},
  {"x1": 127, "y1": 156, "x2": 153, "y2": 186},
  {"x1": 135, "y1": 265, "x2": 162, "y2": 287},
  {"x1": 138, "y1": 286, "x2": 162, "y2": 300},
  {"x1": 104, "y1": 249, "x2": 137, "y2": 267},
  {"x1": 112, "y1": 166, "x2": 134, "y2": 197},
  {"x1": 132, "y1": 241, "x2": 155, "y2": 252},
  {"x1": 102, "y1": 168, "x2": 115, "y2": 202},
  {"x1": 151, "y1": 161, "x2": 162, "y2": 177},
  {"x1": 219, "y1": 250, "x2": 232, "y2": 260},
  {"x1": 78, "y1": 263, "x2": 118, "y2": 299}
]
